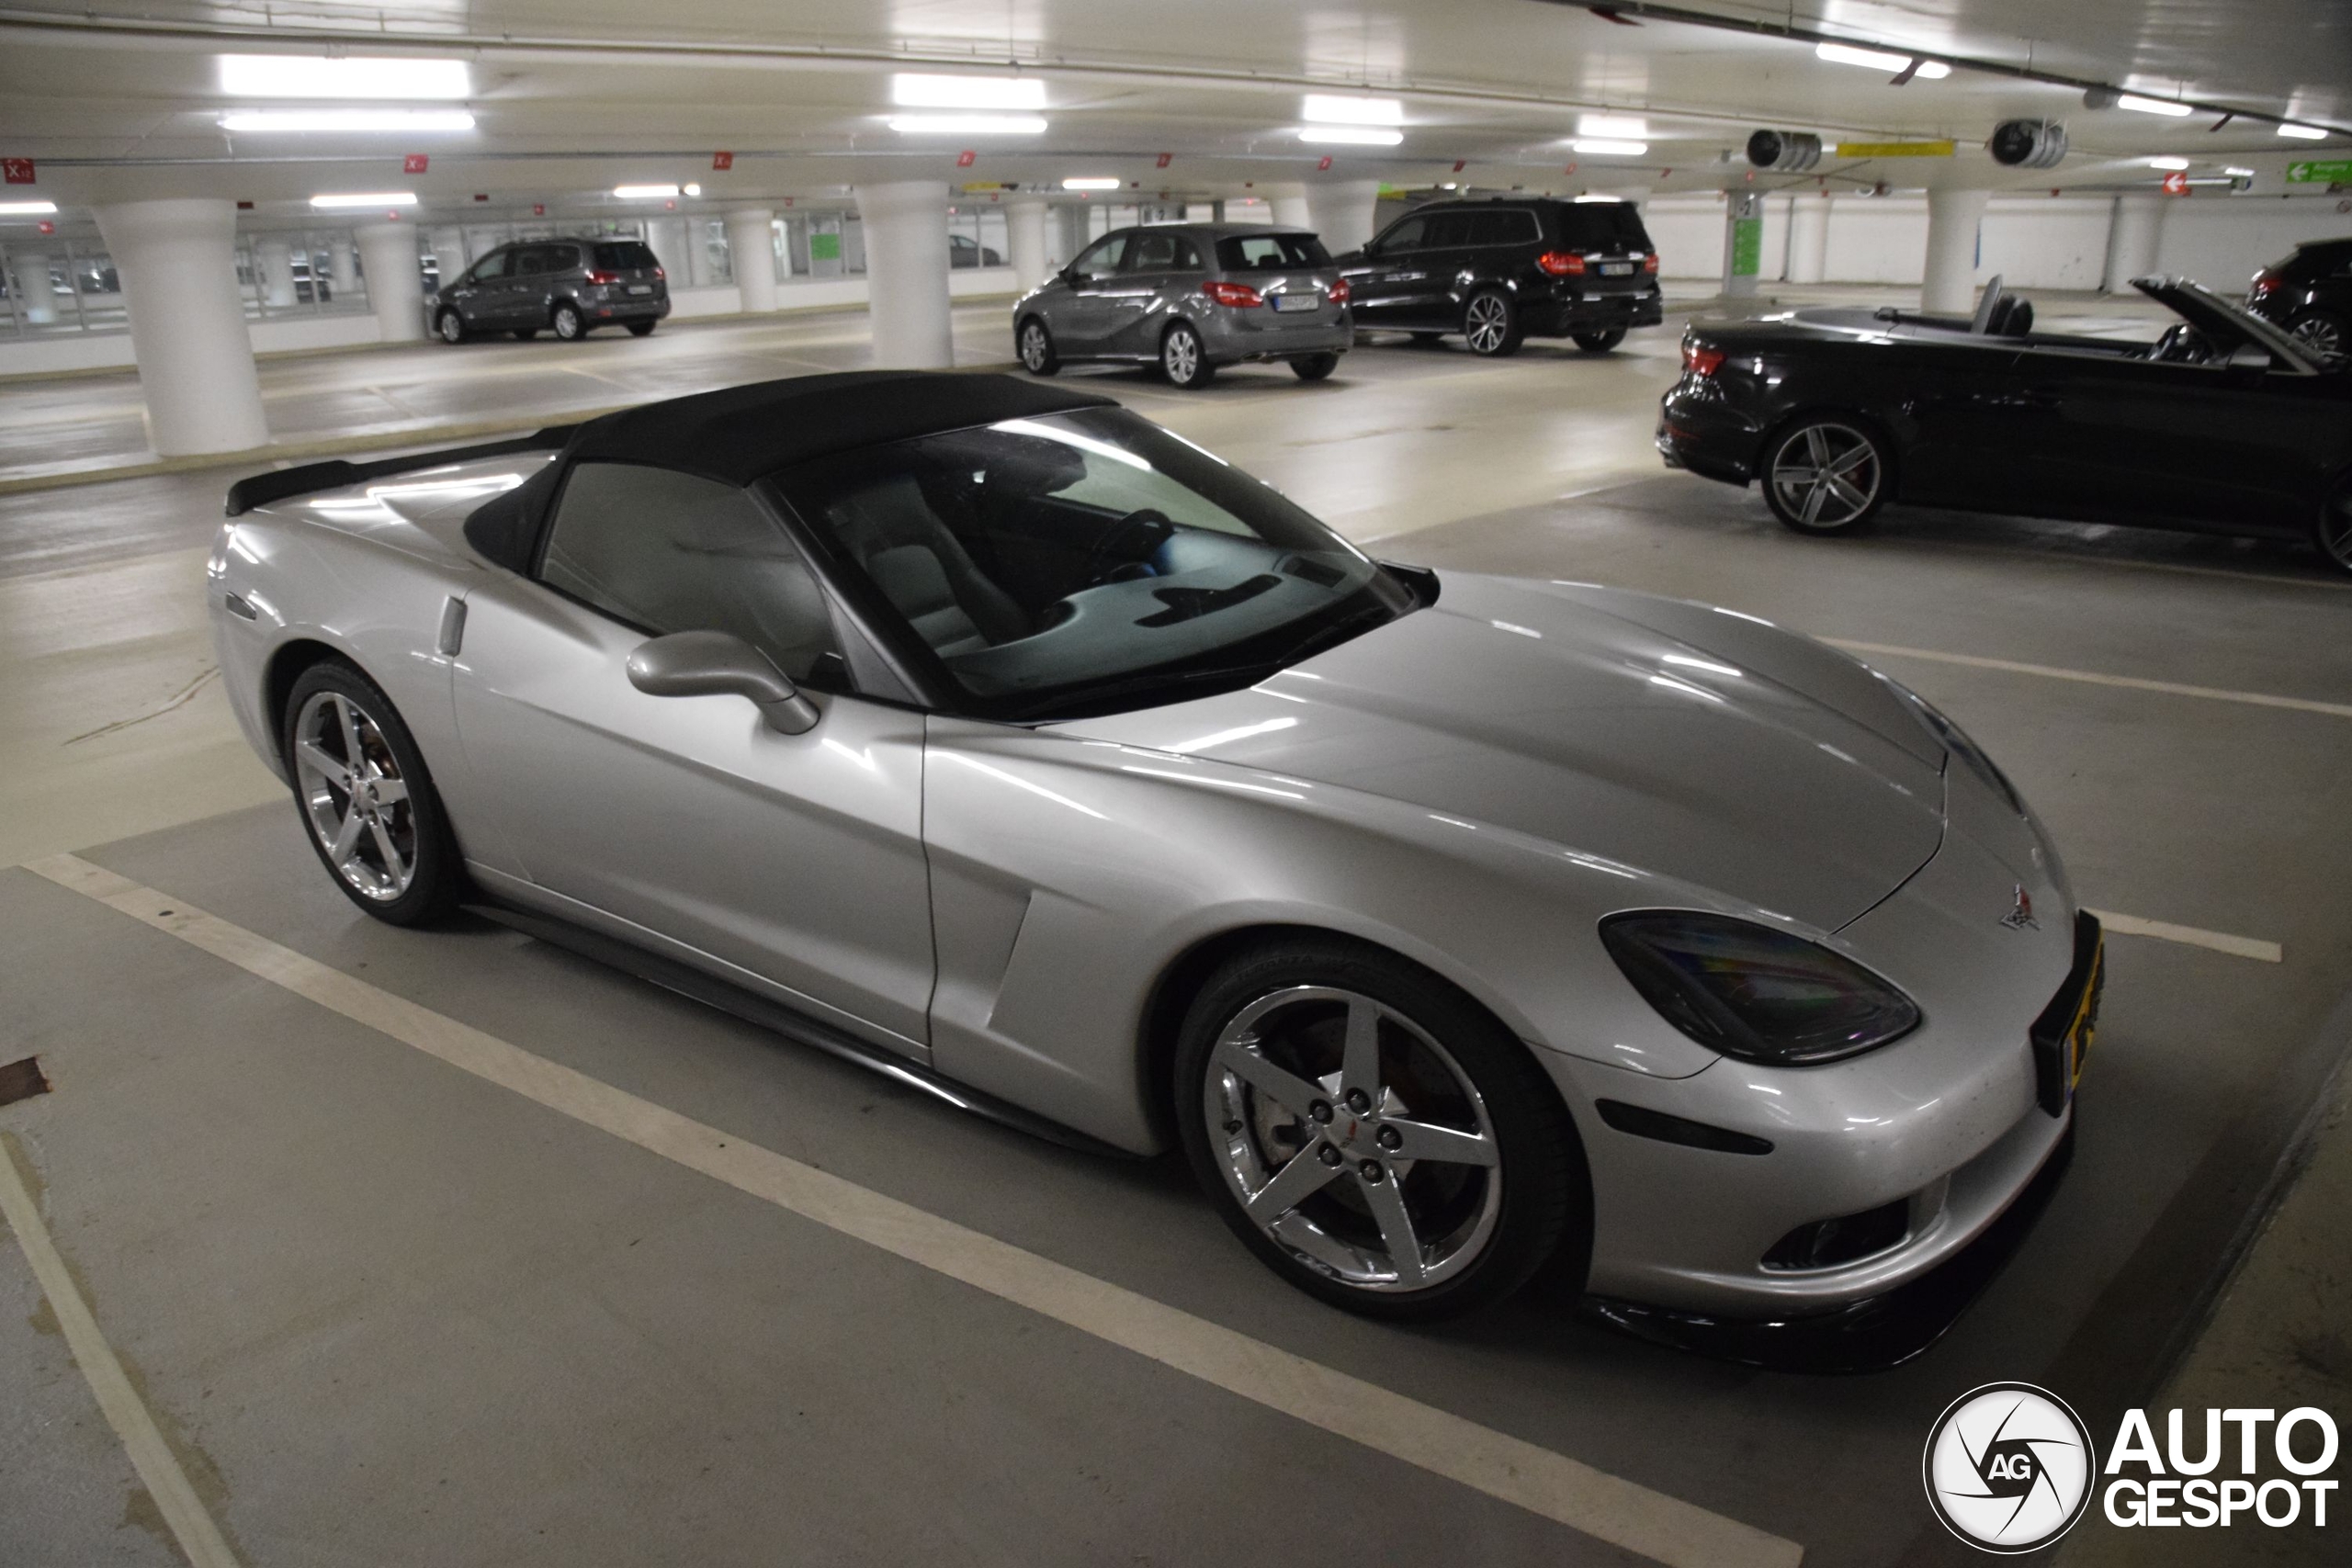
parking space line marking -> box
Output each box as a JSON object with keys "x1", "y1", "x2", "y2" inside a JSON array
[
  {"x1": 1825, "y1": 639, "x2": 2352, "y2": 721},
  {"x1": 2087, "y1": 909, "x2": 2282, "y2": 964},
  {"x1": 21, "y1": 853, "x2": 1801, "y2": 1568},
  {"x1": 0, "y1": 1135, "x2": 243, "y2": 1568}
]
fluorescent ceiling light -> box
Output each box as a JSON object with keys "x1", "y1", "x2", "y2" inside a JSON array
[
  {"x1": 0, "y1": 199, "x2": 59, "y2": 215},
  {"x1": 887, "y1": 113, "x2": 1047, "y2": 135},
  {"x1": 2145, "y1": 156, "x2": 2190, "y2": 170},
  {"x1": 1302, "y1": 94, "x2": 1404, "y2": 127},
  {"x1": 1577, "y1": 114, "x2": 1648, "y2": 140},
  {"x1": 220, "y1": 109, "x2": 476, "y2": 132},
  {"x1": 220, "y1": 54, "x2": 469, "y2": 99},
  {"x1": 310, "y1": 191, "x2": 417, "y2": 209},
  {"x1": 2223, "y1": 165, "x2": 2255, "y2": 176},
  {"x1": 890, "y1": 73, "x2": 1046, "y2": 111},
  {"x1": 1298, "y1": 127, "x2": 1404, "y2": 146},
  {"x1": 1815, "y1": 41, "x2": 1951, "y2": 79},
  {"x1": 1061, "y1": 176, "x2": 1121, "y2": 190},
  {"x1": 613, "y1": 184, "x2": 681, "y2": 199},
  {"x1": 1571, "y1": 139, "x2": 1648, "y2": 156},
  {"x1": 2278, "y1": 122, "x2": 2328, "y2": 140},
  {"x1": 2115, "y1": 93, "x2": 2193, "y2": 117}
]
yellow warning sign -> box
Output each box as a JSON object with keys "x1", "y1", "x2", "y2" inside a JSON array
[{"x1": 1835, "y1": 140, "x2": 1957, "y2": 158}]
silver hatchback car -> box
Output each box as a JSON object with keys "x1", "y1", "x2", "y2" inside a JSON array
[{"x1": 1014, "y1": 224, "x2": 1352, "y2": 389}]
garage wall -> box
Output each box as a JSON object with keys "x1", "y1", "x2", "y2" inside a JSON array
[{"x1": 1647, "y1": 192, "x2": 2352, "y2": 295}]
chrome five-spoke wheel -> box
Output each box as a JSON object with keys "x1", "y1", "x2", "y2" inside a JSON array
[
  {"x1": 1766, "y1": 420, "x2": 1886, "y2": 533},
  {"x1": 1204, "y1": 986, "x2": 1502, "y2": 1292},
  {"x1": 292, "y1": 690, "x2": 417, "y2": 902}
]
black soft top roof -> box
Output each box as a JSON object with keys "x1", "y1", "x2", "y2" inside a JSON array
[{"x1": 464, "y1": 369, "x2": 1114, "y2": 572}]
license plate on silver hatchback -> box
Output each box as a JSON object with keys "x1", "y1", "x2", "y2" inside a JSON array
[{"x1": 1270, "y1": 293, "x2": 1320, "y2": 312}]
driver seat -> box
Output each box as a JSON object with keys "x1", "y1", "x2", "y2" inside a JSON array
[{"x1": 826, "y1": 475, "x2": 1030, "y2": 655}]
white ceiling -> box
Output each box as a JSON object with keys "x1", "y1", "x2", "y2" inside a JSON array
[{"x1": 0, "y1": 1, "x2": 2344, "y2": 217}]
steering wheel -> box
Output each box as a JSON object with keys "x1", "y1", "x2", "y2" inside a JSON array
[
  {"x1": 2152, "y1": 323, "x2": 2212, "y2": 365},
  {"x1": 1081, "y1": 508, "x2": 1177, "y2": 587}
]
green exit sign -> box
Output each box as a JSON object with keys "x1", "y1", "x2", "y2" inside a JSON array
[{"x1": 2286, "y1": 159, "x2": 2352, "y2": 184}]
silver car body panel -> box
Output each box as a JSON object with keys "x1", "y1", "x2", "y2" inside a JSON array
[
  {"x1": 1013, "y1": 223, "x2": 1352, "y2": 367},
  {"x1": 209, "y1": 446, "x2": 2080, "y2": 1317}
]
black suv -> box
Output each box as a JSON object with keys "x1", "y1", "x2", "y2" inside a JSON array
[
  {"x1": 2248, "y1": 238, "x2": 2352, "y2": 363},
  {"x1": 1335, "y1": 197, "x2": 1662, "y2": 355},
  {"x1": 430, "y1": 239, "x2": 669, "y2": 344}
]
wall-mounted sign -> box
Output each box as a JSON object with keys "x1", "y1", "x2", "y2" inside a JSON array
[
  {"x1": 1317, "y1": 155, "x2": 1332, "y2": 172},
  {"x1": 960, "y1": 182, "x2": 1012, "y2": 193},
  {"x1": 1156, "y1": 152, "x2": 1172, "y2": 168},
  {"x1": 712, "y1": 151, "x2": 734, "y2": 171},
  {"x1": 2286, "y1": 159, "x2": 2352, "y2": 184},
  {"x1": 2161, "y1": 170, "x2": 2189, "y2": 196},
  {"x1": 1453, "y1": 159, "x2": 1466, "y2": 173},
  {"x1": 38, "y1": 219, "x2": 54, "y2": 234},
  {"x1": 1730, "y1": 216, "x2": 1764, "y2": 276},
  {"x1": 1, "y1": 158, "x2": 33, "y2": 184},
  {"x1": 1834, "y1": 140, "x2": 1956, "y2": 158},
  {"x1": 956, "y1": 150, "x2": 976, "y2": 168},
  {"x1": 534, "y1": 203, "x2": 546, "y2": 216}
]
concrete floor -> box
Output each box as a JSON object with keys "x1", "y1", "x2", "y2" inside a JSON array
[{"x1": 3, "y1": 300, "x2": 2346, "y2": 1567}]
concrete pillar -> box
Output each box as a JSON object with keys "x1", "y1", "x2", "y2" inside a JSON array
[
  {"x1": 1271, "y1": 190, "x2": 1312, "y2": 231},
  {"x1": 2102, "y1": 195, "x2": 2165, "y2": 292},
  {"x1": 1054, "y1": 205, "x2": 1092, "y2": 265},
  {"x1": 10, "y1": 251, "x2": 56, "y2": 323},
  {"x1": 854, "y1": 180, "x2": 955, "y2": 369},
  {"x1": 644, "y1": 218, "x2": 691, "y2": 283},
  {"x1": 92, "y1": 198, "x2": 268, "y2": 456},
  {"x1": 1787, "y1": 193, "x2": 1832, "y2": 285},
  {"x1": 1007, "y1": 198, "x2": 1052, "y2": 289},
  {"x1": 1721, "y1": 190, "x2": 1765, "y2": 299},
  {"x1": 1303, "y1": 179, "x2": 1380, "y2": 255},
  {"x1": 725, "y1": 209, "x2": 778, "y2": 310},
  {"x1": 328, "y1": 238, "x2": 359, "y2": 296},
  {"x1": 355, "y1": 221, "x2": 424, "y2": 344},
  {"x1": 254, "y1": 240, "x2": 297, "y2": 308},
  {"x1": 1922, "y1": 187, "x2": 1990, "y2": 315}
]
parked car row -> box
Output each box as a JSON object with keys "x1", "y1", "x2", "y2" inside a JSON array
[{"x1": 1012, "y1": 196, "x2": 1667, "y2": 388}]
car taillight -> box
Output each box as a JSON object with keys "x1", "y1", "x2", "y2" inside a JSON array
[
  {"x1": 584, "y1": 268, "x2": 621, "y2": 285},
  {"x1": 1682, "y1": 342, "x2": 1726, "y2": 378},
  {"x1": 1204, "y1": 279, "x2": 1263, "y2": 308},
  {"x1": 652, "y1": 266, "x2": 666, "y2": 281},
  {"x1": 2250, "y1": 268, "x2": 2281, "y2": 298},
  {"x1": 1328, "y1": 276, "x2": 1351, "y2": 304},
  {"x1": 1536, "y1": 250, "x2": 1588, "y2": 276},
  {"x1": 1644, "y1": 253, "x2": 1660, "y2": 274}
]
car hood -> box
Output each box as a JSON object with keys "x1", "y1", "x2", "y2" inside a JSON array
[{"x1": 1055, "y1": 573, "x2": 1946, "y2": 931}]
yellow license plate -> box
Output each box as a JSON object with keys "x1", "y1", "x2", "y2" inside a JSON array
[{"x1": 2064, "y1": 932, "x2": 2104, "y2": 1096}]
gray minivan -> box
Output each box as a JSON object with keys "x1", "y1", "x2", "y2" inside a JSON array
[
  {"x1": 1013, "y1": 224, "x2": 1351, "y2": 389},
  {"x1": 428, "y1": 239, "x2": 670, "y2": 344}
]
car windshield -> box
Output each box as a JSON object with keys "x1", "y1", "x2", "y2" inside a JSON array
[{"x1": 769, "y1": 407, "x2": 1415, "y2": 717}]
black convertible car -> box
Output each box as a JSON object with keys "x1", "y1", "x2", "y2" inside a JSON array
[{"x1": 1657, "y1": 276, "x2": 2352, "y2": 574}]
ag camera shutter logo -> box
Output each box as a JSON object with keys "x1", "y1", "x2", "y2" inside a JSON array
[{"x1": 1923, "y1": 1382, "x2": 2097, "y2": 1552}]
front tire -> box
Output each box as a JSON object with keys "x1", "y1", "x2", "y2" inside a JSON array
[
  {"x1": 1761, "y1": 416, "x2": 1891, "y2": 534},
  {"x1": 435, "y1": 309, "x2": 468, "y2": 344},
  {"x1": 280, "y1": 660, "x2": 466, "y2": 927},
  {"x1": 1462, "y1": 288, "x2": 1522, "y2": 356},
  {"x1": 1160, "y1": 321, "x2": 1215, "y2": 388},
  {"x1": 1018, "y1": 316, "x2": 1060, "y2": 375},
  {"x1": 1291, "y1": 352, "x2": 1340, "y2": 382},
  {"x1": 551, "y1": 302, "x2": 586, "y2": 341},
  {"x1": 1175, "y1": 937, "x2": 1583, "y2": 1321},
  {"x1": 2316, "y1": 470, "x2": 2352, "y2": 578},
  {"x1": 1571, "y1": 327, "x2": 1627, "y2": 353}
]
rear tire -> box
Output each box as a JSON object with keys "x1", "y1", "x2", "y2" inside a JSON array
[
  {"x1": 435, "y1": 309, "x2": 468, "y2": 344},
  {"x1": 552, "y1": 302, "x2": 586, "y2": 341},
  {"x1": 2289, "y1": 309, "x2": 2346, "y2": 364},
  {"x1": 1571, "y1": 327, "x2": 1627, "y2": 354},
  {"x1": 1291, "y1": 352, "x2": 1340, "y2": 382},
  {"x1": 510, "y1": 328, "x2": 538, "y2": 341},
  {"x1": 1160, "y1": 321, "x2": 1215, "y2": 388},
  {"x1": 279, "y1": 660, "x2": 466, "y2": 927},
  {"x1": 2316, "y1": 470, "x2": 2352, "y2": 578},
  {"x1": 1761, "y1": 416, "x2": 1892, "y2": 535},
  {"x1": 1174, "y1": 936, "x2": 1585, "y2": 1321},
  {"x1": 1462, "y1": 288, "x2": 1521, "y2": 356},
  {"x1": 627, "y1": 320, "x2": 657, "y2": 338},
  {"x1": 1018, "y1": 316, "x2": 1060, "y2": 375}
]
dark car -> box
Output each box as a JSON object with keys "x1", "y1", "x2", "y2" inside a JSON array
[
  {"x1": 429, "y1": 238, "x2": 669, "y2": 344},
  {"x1": 2247, "y1": 237, "x2": 2352, "y2": 364},
  {"x1": 949, "y1": 233, "x2": 1002, "y2": 268},
  {"x1": 1335, "y1": 196, "x2": 1663, "y2": 355},
  {"x1": 1657, "y1": 276, "x2": 2352, "y2": 573}
]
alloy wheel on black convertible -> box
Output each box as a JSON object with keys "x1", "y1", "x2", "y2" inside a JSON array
[
  {"x1": 1763, "y1": 419, "x2": 1889, "y2": 534},
  {"x1": 2319, "y1": 473, "x2": 2352, "y2": 577}
]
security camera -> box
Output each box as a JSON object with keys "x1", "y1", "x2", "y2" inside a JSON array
[
  {"x1": 1989, "y1": 119, "x2": 2068, "y2": 169},
  {"x1": 1746, "y1": 130, "x2": 1824, "y2": 172}
]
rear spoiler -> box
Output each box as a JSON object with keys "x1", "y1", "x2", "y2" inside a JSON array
[{"x1": 223, "y1": 425, "x2": 578, "y2": 517}]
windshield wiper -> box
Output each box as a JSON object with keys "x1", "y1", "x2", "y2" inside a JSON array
[{"x1": 1273, "y1": 599, "x2": 1397, "y2": 668}]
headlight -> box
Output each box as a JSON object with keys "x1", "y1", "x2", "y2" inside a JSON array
[{"x1": 1599, "y1": 911, "x2": 1921, "y2": 1066}]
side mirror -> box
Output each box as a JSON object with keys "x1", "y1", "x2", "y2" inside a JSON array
[{"x1": 626, "y1": 630, "x2": 820, "y2": 735}]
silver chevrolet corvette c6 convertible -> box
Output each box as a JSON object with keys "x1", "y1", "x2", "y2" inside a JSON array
[{"x1": 208, "y1": 370, "x2": 2100, "y2": 1325}]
